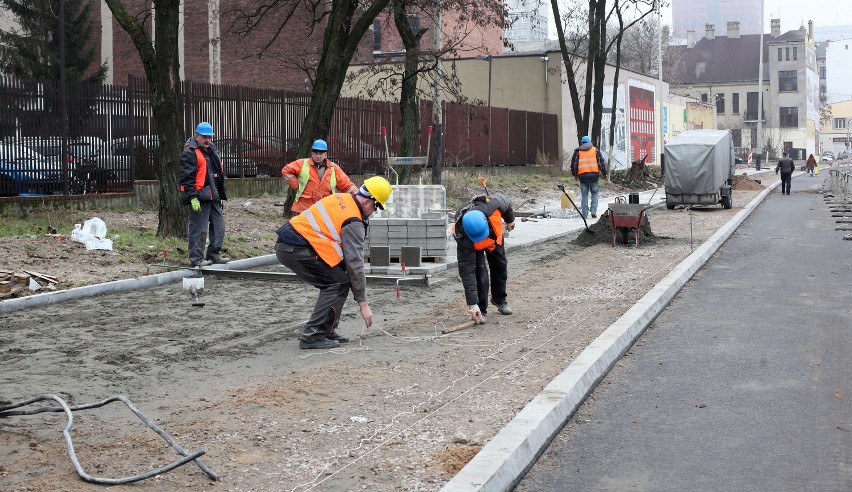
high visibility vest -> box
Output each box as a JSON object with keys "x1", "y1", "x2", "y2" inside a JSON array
[
  {"x1": 577, "y1": 147, "x2": 601, "y2": 175},
  {"x1": 289, "y1": 193, "x2": 363, "y2": 267},
  {"x1": 179, "y1": 147, "x2": 214, "y2": 200},
  {"x1": 472, "y1": 210, "x2": 505, "y2": 251},
  {"x1": 295, "y1": 158, "x2": 337, "y2": 201}
]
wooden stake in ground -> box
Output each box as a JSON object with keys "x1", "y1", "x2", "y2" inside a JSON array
[{"x1": 441, "y1": 320, "x2": 477, "y2": 334}]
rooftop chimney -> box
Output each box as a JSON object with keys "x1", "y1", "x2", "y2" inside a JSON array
[
  {"x1": 771, "y1": 18, "x2": 781, "y2": 38},
  {"x1": 687, "y1": 30, "x2": 695, "y2": 48},
  {"x1": 705, "y1": 23, "x2": 715, "y2": 41},
  {"x1": 808, "y1": 20, "x2": 814, "y2": 42},
  {"x1": 727, "y1": 21, "x2": 740, "y2": 39}
]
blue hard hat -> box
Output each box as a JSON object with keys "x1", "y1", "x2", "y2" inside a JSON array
[
  {"x1": 195, "y1": 122, "x2": 214, "y2": 136},
  {"x1": 581, "y1": 136, "x2": 591, "y2": 144},
  {"x1": 311, "y1": 139, "x2": 328, "y2": 151},
  {"x1": 462, "y1": 210, "x2": 489, "y2": 242}
]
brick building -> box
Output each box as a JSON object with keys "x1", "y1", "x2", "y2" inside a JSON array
[{"x1": 96, "y1": 1, "x2": 500, "y2": 90}]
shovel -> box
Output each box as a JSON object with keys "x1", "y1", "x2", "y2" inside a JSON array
[{"x1": 557, "y1": 184, "x2": 593, "y2": 233}]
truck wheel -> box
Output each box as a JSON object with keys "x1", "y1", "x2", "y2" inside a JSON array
[{"x1": 722, "y1": 195, "x2": 732, "y2": 209}]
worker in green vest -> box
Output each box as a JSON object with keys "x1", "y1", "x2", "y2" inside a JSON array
[{"x1": 281, "y1": 139, "x2": 358, "y2": 214}]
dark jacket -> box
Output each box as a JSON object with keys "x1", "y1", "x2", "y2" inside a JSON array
[
  {"x1": 180, "y1": 137, "x2": 227, "y2": 204},
  {"x1": 570, "y1": 142, "x2": 608, "y2": 184},
  {"x1": 776, "y1": 156, "x2": 796, "y2": 174},
  {"x1": 454, "y1": 194, "x2": 515, "y2": 306}
]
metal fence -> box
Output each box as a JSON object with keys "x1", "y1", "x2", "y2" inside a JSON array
[{"x1": 0, "y1": 74, "x2": 558, "y2": 197}]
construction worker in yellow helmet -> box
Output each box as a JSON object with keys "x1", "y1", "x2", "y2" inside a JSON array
[{"x1": 274, "y1": 176, "x2": 392, "y2": 349}]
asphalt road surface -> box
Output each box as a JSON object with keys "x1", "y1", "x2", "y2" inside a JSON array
[{"x1": 516, "y1": 175, "x2": 852, "y2": 491}]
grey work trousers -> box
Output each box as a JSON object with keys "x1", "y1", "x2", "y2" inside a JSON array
[
  {"x1": 275, "y1": 242, "x2": 350, "y2": 342},
  {"x1": 187, "y1": 200, "x2": 225, "y2": 264}
]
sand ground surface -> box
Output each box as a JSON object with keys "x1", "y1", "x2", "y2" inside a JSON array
[{"x1": 1, "y1": 173, "x2": 774, "y2": 491}]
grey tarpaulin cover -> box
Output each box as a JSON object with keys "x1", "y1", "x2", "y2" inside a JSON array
[{"x1": 664, "y1": 129, "x2": 735, "y2": 195}]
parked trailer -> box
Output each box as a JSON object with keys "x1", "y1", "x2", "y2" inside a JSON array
[{"x1": 663, "y1": 129, "x2": 736, "y2": 210}]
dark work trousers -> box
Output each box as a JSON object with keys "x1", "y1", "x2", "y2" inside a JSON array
[
  {"x1": 275, "y1": 242, "x2": 349, "y2": 342},
  {"x1": 187, "y1": 200, "x2": 225, "y2": 264},
  {"x1": 780, "y1": 172, "x2": 793, "y2": 194},
  {"x1": 475, "y1": 244, "x2": 508, "y2": 314}
]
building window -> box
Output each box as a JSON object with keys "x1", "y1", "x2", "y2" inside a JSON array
[
  {"x1": 778, "y1": 48, "x2": 782, "y2": 61},
  {"x1": 820, "y1": 66, "x2": 826, "y2": 79},
  {"x1": 732, "y1": 128, "x2": 742, "y2": 147},
  {"x1": 793, "y1": 47, "x2": 798, "y2": 60},
  {"x1": 732, "y1": 93, "x2": 740, "y2": 113},
  {"x1": 778, "y1": 70, "x2": 797, "y2": 91},
  {"x1": 836, "y1": 118, "x2": 847, "y2": 129},
  {"x1": 716, "y1": 93, "x2": 725, "y2": 114},
  {"x1": 408, "y1": 14, "x2": 420, "y2": 34},
  {"x1": 785, "y1": 47, "x2": 790, "y2": 61},
  {"x1": 373, "y1": 21, "x2": 382, "y2": 52},
  {"x1": 701, "y1": 93, "x2": 708, "y2": 103},
  {"x1": 780, "y1": 107, "x2": 798, "y2": 128}
]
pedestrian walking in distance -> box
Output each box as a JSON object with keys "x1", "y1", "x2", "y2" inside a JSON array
[
  {"x1": 179, "y1": 122, "x2": 229, "y2": 267},
  {"x1": 806, "y1": 154, "x2": 816, "y2": 177},
  {"x1": 776, "y1": 151, "x2": 795, "y2": 195},
  {"x1": 453, "y1": 193, "x2": 516, "y2": 324},
  {"x1": 275, "y1": 177, "x2": 393, "y2": 349}
]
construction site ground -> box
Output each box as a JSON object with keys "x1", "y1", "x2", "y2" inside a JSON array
[{"x1": 1, "y1": 171, "x2": 775, "y2": 491}]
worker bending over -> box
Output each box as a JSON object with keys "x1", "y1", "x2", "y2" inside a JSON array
[
  {"x1": 453, "y1": 193, "x2": 516, "y2": 324},
  {"x1": 275, "y1": 177, "x2": 393, "y2": 349}
]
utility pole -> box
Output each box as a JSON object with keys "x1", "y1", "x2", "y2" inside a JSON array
[
  {"x1": 657, "y1": 0, "x2": 664, "y2": 165},
  {"x1": 756, "y1": 0, "x2": 765, "y2": 169},
  {"x1": 431, "y1": 6, "x2": 442, "y2": 184}
]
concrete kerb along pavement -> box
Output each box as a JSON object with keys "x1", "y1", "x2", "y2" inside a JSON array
[{"x1": 440, "y1": 176, "x2": 789, "y2": 492}]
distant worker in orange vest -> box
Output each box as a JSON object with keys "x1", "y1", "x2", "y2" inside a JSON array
[
  {"x1": 179, "y1": 121, "x2": 228, "y2": 267},
  {"x1": 281, "y1": 139, "x2": 358, "y2": 214},
  {"x1": 275, "y1": 177, "x2": 393, "y2": 350},
  {"x1": 570, "y1": 135, "x2": 608, "y2": 219},
  {"x1": 453, "y1": 193, "x2": 516, "y2": 325}
]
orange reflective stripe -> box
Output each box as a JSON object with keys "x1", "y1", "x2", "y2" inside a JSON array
[
  {"x1": 577, "y1": 147, "x2": 600, "y2": 175},
  {"x1": 193, "y1": 148, "x2": 208, "y2": 192},
  {"x1": 290, "y1": 194, "x2": 362, "y2": 266}
]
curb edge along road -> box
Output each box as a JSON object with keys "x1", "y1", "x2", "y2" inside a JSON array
[{"x1": 440, "y1": 182, "x2": 780, "y2": 492}]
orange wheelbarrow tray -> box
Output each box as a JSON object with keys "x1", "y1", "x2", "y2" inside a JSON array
[{"x1": 608, "y1": 203, "x2": 648, "y2": 247}]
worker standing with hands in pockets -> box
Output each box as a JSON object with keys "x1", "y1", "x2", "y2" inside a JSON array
[
  {"x1": 453, "y1": 192, "x2": 516, "y2": 324},
  {"x1": 180, "y1": 122, "x2": 228, "y2": 267}
]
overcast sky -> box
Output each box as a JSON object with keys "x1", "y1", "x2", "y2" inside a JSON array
[
  {"x1": 660, "y1": 0, "x2": 850, "y2": 33},
  {"x1": 548, "y1": 1, "x2": 850, "y2": 39}
]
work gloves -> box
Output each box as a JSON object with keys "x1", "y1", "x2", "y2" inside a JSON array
[
  {"x1": 468, "y1": 304, "x2": 482, "y2": 324},
  {"x1": 505, "y1": 221, "x2": 516, "y2": 232},
  {"x1": 190, "y1": 197, "x2": 201, "y2": 213}
]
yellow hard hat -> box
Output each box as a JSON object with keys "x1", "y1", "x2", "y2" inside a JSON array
[{"x1": 360, "y1": 176, "x2": 392, "y2": 210}]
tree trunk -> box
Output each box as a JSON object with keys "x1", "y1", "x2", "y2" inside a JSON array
[
  {"x1": 105, "y1": 0, "x2": 185, "y2": 237},
  {"x1": 394, "y1": 0, "x2": 425, "y2": 185},
  {"x1": 282, "y1": 0, "x2": 390, "y2": 216}
]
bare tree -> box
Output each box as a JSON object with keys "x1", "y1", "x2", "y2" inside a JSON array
[
  {"x1": 103, "y1": 0, "x2": 185, "y2": 237},
  {"x1": 549, "y1": 0, "x2": 655, "y2": 143}
]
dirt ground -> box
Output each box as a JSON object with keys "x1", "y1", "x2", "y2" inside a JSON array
[{"x1": 1, "y1": 172, "x2": 773, "y2": 491}]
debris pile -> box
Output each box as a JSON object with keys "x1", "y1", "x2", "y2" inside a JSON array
[
  {"x1": 0, "y1": 269, "x2": 59, "y2": 298},
  {"x1": 732, "y1": 174, "x2": 766, "y2": 190}
]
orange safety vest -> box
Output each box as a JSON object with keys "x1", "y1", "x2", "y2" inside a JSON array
[
  {"x1": 472, "y1": 211, "x2": 505, "y2": 251},
  {"x1": 289, "y1": 193, "x2": 364, "y2": 267},
  {"x1": 179, "y1": 148, "x2": 214, "y2": 200},
  {"x1": 577, "y1": 147, "x2": 601, "y2": 175}
]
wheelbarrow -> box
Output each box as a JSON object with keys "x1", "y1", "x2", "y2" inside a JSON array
[{"x1": 608, "y1": 197, "x2": 648, "y2": 247}]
